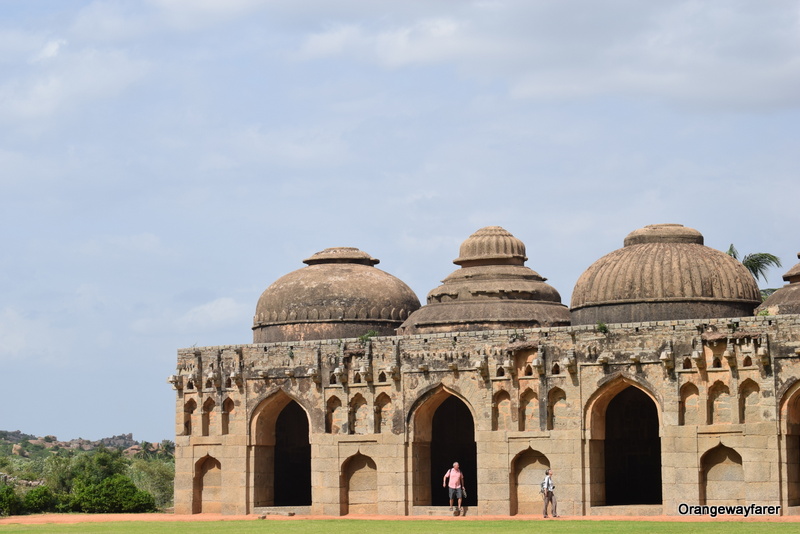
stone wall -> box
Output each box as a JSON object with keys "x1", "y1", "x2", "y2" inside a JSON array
[{"x1": 171, "y1": 313, "x2": 800, "y2": 516}]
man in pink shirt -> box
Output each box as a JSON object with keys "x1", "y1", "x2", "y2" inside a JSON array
[{"x1": 442, "y1": 461, "x2": 465, "y2": 512}]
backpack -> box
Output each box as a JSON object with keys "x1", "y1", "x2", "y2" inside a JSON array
[{"x1": 540, "y1": 478, "x2": 547, "y2": 494}]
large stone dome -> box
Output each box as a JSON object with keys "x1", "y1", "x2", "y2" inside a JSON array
[
  {"x1": 757, "y1": 252, "x2": 800, "y2": 315},
  {"x1": 253, "y1": 247, "x2": 421, "y2": 343},
  {"x1": 570, "y1": 224, "x2": 761, "y2": 325},
  {"x1": 397, "y1": 226, "x2": 570, "y2": 335}
]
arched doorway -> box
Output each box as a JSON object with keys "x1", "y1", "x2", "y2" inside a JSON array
[
  {"x1": 252, "y1": 393, "x2": 311, "y2": 507},
  {"x1": 604, "y1": 386, "x2": 662, "y2": 505},
  {"x1": 782, "y1": 386, "x2": 800, "y2": 506},
  {"x1": 274, "y1": 401, "x2": 311, "y2": 505},
  {"x1": 430, "y1": 396, "x2": 477, "y2": 507}
]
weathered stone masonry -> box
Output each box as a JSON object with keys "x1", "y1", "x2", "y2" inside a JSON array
[
  {"x1": 171, "y1": 224, "x2": 800, "y2": 516},
  {"x1": 172, "y1": 314, "x2": 800, "y2": 516}
]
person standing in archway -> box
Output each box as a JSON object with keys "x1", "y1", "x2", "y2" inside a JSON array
[
  {"x1": 443, "y1": 461, "x2": 465, "y2": 512},
  {"x1": 542, "y1": 468, "x2": 559, "y2": 518}
]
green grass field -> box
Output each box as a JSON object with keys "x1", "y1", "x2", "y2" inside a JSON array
[{"x1": 0, "y1": 520, "x2": 797, "y2": 534}]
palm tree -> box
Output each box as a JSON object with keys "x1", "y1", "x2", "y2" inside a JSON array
[
  {"x1": 726, "y1": 245, "x2": 782, "y2": 282},
  {"x1": 727, "y1": 244, "x2": 782, "y2": 300}
]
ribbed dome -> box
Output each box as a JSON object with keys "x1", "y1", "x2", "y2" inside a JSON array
[
  {"x1": 455, "y1": 226, "x2": 527, "y2": 266},
  {"x1": 757, "y1": 252, "x2": 800, "y2": 315},
  {"x1": 398, "y1": 226, "x2": 570, "y2": 334},
  {"x1": 571, "y1": 224, "x2": 761, "y2": 325},
  {"x1": 253, "y1": 247, "x2": 421, "y2": 343}
]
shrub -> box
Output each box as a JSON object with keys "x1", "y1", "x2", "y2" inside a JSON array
[
  {"x1": 23, "y1": 485, "x2": 56, "y2": 513},
  {"x1": 0, "y1": 485, "x2": 22, "y2": 517},
  {"x1": 72, "y1": 474, "x2": 156, "y2": 513}
]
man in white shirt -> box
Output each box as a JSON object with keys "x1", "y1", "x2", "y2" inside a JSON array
[{"x1": 542, "y1": 468, "x2": 559, "y2": 518}]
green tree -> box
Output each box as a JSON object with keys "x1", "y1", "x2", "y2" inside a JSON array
[
  {"x1": 23, "y1": 485, "x2": 56, "y2": 513},
  {"x1": 727, "y1": 244, "x2": 782, "y2": 283},
  {"x1": 43, "y1": 455, "x2": 75, "y2": 494},
  {"x1": 129, "y1": 458, "x2": 174, "y2": 509},
  {"x1": 0, "y1": 485, "x2": 22, "y2": 516},
  {"x1": 158, "y1": 440, "x2": 175, "y2": 459},
  {"x1": 71, "y1": 447, "x2": 129, "y2": 488}
]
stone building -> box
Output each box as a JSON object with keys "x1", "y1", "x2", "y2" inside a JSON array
[{"x1": 170, "y1": 224, "x2": 800, "y2": 516}]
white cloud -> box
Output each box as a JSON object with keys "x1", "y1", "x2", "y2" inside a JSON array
[
  {"x1": 71, "y1": 1, "x2": 152, "y2": 41},
  {"x1": 298, "y1": 18, "x2": 472, "y2": 67},
  {"x1": 0, "y1": 308, "x2": 71, "y2": 364},
  {"x1": 131, "y1": 297, "x2": 250, "y2": 336},
  {"x1": 0, "y1": 47, "x2": 149, "y2": 122},
  {"x1": 77, "y1": 233, "x2": 173, "y2": 260},
  {"x1": 147, "y1": 0, "x2": 269, "y2": 29},
  {"x1": 293, "y1": 1, "x2": 800, "y2": 109},
  {"x1": 0, "y1": 29, "x2": 47, "y2": 63},
  {"x1": 217, "y1": 124, "x2": 353, "y2": 170},
  {"x1": 175, "y1": 297, "x2": 250, "y2": 330},
  {"x1": 31, "y1": 39, "x2": 67, "y2": 62}
]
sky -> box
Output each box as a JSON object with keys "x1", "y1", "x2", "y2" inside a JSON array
[{"x1": 1, "y1": 0, "x2": 799, "y2": 443}]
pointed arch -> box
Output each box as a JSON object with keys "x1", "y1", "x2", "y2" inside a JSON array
[
  {"x1": 701, "y1": 445, "x2": 743, "y2": 505},
  {"x1": 221, "y1": 397, "x2": 234, "y2": 435},
  {"x1": 193, "y1": 455, "x2": 221, "y2": 514},
  {"x1": 546, "y1": 387, "x2": 567, "y2": 431},
  {"x1": 183, "y1": 398, "x2": 197, "y2": 436},
  {"x1": 739, "y1": 379, "x2": 761, "y2": 423},
  {"x1": 584, "y1": 376, "x2": 662, "y2": 507},
  {"x1": 708, "y1": 381, "x2": 732, "y2": 424},
  {"x1": 407, "y1": 383, "x2": 477, "y2": 442},
  {"x1": 327, "y1": 395, "x2": 345, "y2": 434},
  {"x1": 679, "y1": 382, "x2": 701, "y2": 426},
  {"x1": 510, "y1": 448, "x2": 550, "y2": 515},
  {"x1": 341, "y1": 453, "x2": 378, "y2": 515},
  {"x1": 375, "y1": 393, "x2": 392, "y2": 434},
  {"x1": 202, "y1": 397, "x2": 216, "y2": 436},
  {"x1": 250, "y1": 390, "x2": 312, "y2": 507},
  {"x1": 492, "y1": 390, "x2": 513, "y2": 431},
  {"x1": 519, "y1": 388, "x2": 539, "y2": 431},
  {"x1": 781, "y1": 381, "x2": 800, "y2": 506},
  {"x1": 350, "y1": 394, "x2": 370, "y2": 435},
  {"x1": 407, "y1": 384, "x2": 477, "y2": 508},
  {"x1": 584, "y1": 375, "x2": 662, "y2": 439}
]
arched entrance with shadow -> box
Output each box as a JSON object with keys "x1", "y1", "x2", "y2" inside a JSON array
[
  {"x1": 604, "y1": 386, "x2": 662, "y2": 505},
  {"x1": 251, "y1": 391, "x2": 311, "y2": 507},
  {"x1": 410, "y1": 386, "x2": 477, "y2": 508},
  {"x1": 586, "y1": 378, "x2": 663, "y2": 507},
  {"x1": 782, "y1": 383, "x2": 800, "y2": 507},
  {"x1": 430, "y1": 396, "x2": 477, "y2": 507}
]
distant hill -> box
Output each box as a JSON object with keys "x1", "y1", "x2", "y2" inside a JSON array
[{"x1": 0, "y1": 430, "x2": 169, "y2": 458}]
